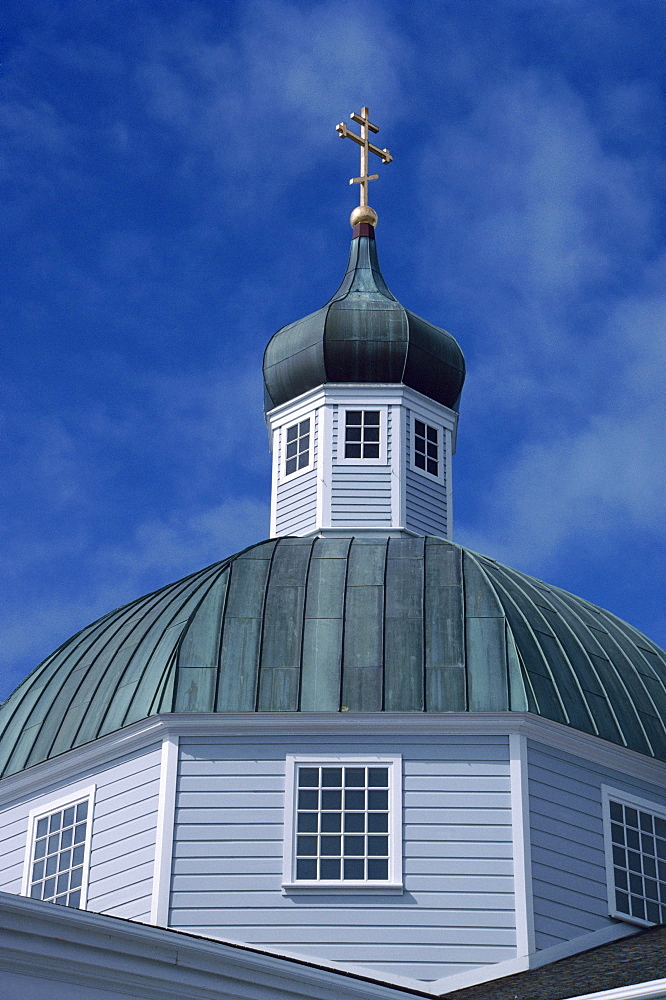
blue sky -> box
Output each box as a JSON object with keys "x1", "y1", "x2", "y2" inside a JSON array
[{"x1": 2, "y1": 0, "x2": 665, "y2": 701}]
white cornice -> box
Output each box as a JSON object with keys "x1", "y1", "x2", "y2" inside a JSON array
[
  {"x1": 266, "y1": 383, "x2": 458, "y2": 435},
  {"x1": 0, "y1": 719, "x2": 164, "y2": 806},
  {"x1": 2, "y1": 711, "x2": 665, "y2": 807},
  {"x1": 0, "y1": 892, "x2": 432, "y2": 1000}
]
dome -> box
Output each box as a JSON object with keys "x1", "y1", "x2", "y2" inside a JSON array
[
  {"x1": 1, "y1": 534, "x2": 665, "y2": 776},
  {"x1": 263, "y1": 225, "x2": 466, "y2": 411}
]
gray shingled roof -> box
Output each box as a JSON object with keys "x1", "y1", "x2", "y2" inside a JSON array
[
  {"x1": 1, "y1": 534, "x2": 665, "y2": 776},
  {"x1": 442, "y1": 924, "x2": 666, "y2": 1000}
]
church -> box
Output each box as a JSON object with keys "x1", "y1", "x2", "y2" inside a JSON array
[{"x1": 1, "y1": 108, "x2": 665, "y2": 1000}]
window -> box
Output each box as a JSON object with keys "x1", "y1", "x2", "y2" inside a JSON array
[
  {"x1": 284, "y1": 418, "x2": 310, "y2": 477},
  {"x1": 344, "y1": 410, "x2": 380, "y2": 459},
  {"x1": 413, "y1": 418, "x2": 439, "y2": 478},
  {"x1": 603, "y1": 788, "x2": 666, "y2": 926},
  {"x1": 23, "y1": 788, "x2": 94, "y2": 909},
  {"x1": 283, "y1": 756, "x2": 402, "y2": 891}
]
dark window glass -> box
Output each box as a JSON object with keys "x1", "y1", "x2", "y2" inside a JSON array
[
  {"x1": 368, "y1": 789, "x2": 388, "y2": 810},
  {"x1": 294, "y1": 763, "x2": 392, "y2": 882},
  {"x1": 296, "y1": 836, "x2": 317, "y2": 856},
  {"x1": 367, "y1": 859, "x2": 388, "y2": 880},
  {"x1": 320, "y1": 813, "x2": 341, "y2": 832},
  {"x1": 368, "y1": 812, "x2": 388, "y2": 832},
  {"x1": 612, "y1": 845, "x2": 626, "y2": 867},
  {"x1": 368, "y1": 836, "x2": 388, "y2": 857},
  {"x1": 320, "y1": 859, "x2": 340, "y2": 879},
  {"x1": 626, "y1": 828, "x2": 640, "y2": 850},
  {"x1": 344, "y1": 836, "x2": 364, "y2": 856},
  {"x1": 344, "y1": 858, "x2": 364, "y2": 880},
  {"x1": 320, "y1": 836, "x2": 341, "y2": 856},
  {"x1": 609, "y1": 799, "x2": 666, "y2": 925},
  {"x1": 345, "y1": 789, "x2": 365, "y2": 810},
  {"x1": 297, "y1": 859, "x2": 317, "y2": 880},
  {"x1": 640, "y1": 813, "x2": 654, "y2": 833},
  {"x1": 616, "y1": 890, "x2": 630, "y2": 913},
  {"x1": 414, "y1": 418, "x2": 439, "y2": 477},
  {"x1": 321, "y1": 790, "x2": 341, "y2": 810},
  {"x1": 610, "y1": 801, "x2": 624, "y2": 822},
  {"x1": 285, "y1": 417, "x2": 311, "y2": 476},
  {"x1": 299, "y1": 768, "x2": 319, "y2": 787},
  {"x1": 298, "y1": 789, "x2": 318, "y2": 809},
  {"x1": 344, "y1": 813, "x2": 364, "y2": 833},
  {"x1": 29, "y1": 799, "x2": 89, "y2": 909},
  {"x1": 297, "y1": 813, "x2": 317, "y2": 833},
  {"x1": 345, "y1": 768, "x2": 365, "y2": 787},
  {"x1": 345, "y1": 411, "x2": 382, "y2": 459}
]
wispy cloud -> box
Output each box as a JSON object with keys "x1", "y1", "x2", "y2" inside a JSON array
[{"x1": 411, "y1": 47, "x2": 665, "y2": 580}]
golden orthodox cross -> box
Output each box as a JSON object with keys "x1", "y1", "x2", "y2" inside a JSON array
[{"x1": 336, "y1": 107, "x2": 392, "y2": 208}]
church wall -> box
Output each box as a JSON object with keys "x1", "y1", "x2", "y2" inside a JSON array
[
  {"x1": 169, "y1": 732, "x2": 516, "y2": 984},
  {"x1": 330, "y1": 406, "x2": 393, "y2": 528},
  {"x1": 274, "y1": 408, "x2": 319, "y2": 536},
  {"x1": 404, "y1": 407, "x2": 448, "y2": 538},
  {"x1": 0, "y1": 743, "x2": 161, "y2": 922},
  {"x1": 527, "y1": 740, "x2": 666, "y2": 951}
]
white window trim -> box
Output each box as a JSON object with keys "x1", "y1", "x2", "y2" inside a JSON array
[
  {"x1": 282, "y1": 755, "x2": 402, "y2": 894},
  {"x1": 337, "y1": 406, "x2": 388, "y2": 466},
  {"x1": 281, "y1": 413, "x2": 315, "y2": 481},
  {"x1": 21, "y1": 784, "x2": 96, "y2": 908},
  {"x1": 602, "y1": 784, "x2": 666, "y2": 928},
  {"x1": 410, "y1": 412, "x2": 444, "y2": 484}
]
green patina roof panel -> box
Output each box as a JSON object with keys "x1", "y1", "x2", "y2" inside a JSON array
[
  {"x1": 1, "y1": 535, "x2": 666, "y2": 775},
  {"x1": 263, "y1": 233, "x2": 466, "y2": 410}
]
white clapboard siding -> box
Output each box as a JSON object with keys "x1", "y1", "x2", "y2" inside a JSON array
[
  {"x1": 328, "y1": 406, "x2": 393, "y2": 528},
  {"x1": 274, "y1": 411, "x2": 318, "y2": 536},
  {"x1": 527, "y1": 740, "x2": 666, "y2": 951},
  {"x1": 0, "y1": 744, "x2": 161, "y2": 923},
  {"x1": 169, "y1": 733, "x2": 514, "y2": 983},
  {"x1": 86, "y1": 745, "x2": 162, "y2": 921},
  {"x1": 404, "y1": 408, "x2": 448, "y2": 538}
]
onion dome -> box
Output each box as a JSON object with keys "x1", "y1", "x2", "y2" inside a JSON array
[
  {"x1": 1, "y1": 535, "x2": 665, "y2": 777},
  {"x1": 263, "y1": 224, "x2": 466, "y2": 411}
]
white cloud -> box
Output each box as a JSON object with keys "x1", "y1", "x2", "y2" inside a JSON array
[{"x1": 136, "y1": 1, "x2": 412, "y2": 198}]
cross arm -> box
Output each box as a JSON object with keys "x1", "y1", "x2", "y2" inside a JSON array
[
  {"x1": 335, "y1": 123, "x2": 393, "y2": 163},
  {"x1": 350, "y1": 111, "x2": 379, "y2": 133}
]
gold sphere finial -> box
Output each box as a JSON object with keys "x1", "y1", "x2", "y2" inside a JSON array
[{"x1": 350, "y1": 205, "x2": 378, "y2": 228}]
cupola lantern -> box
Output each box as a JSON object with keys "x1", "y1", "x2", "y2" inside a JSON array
[{"x1": 262, "y1": 108, "x2": 466, "y2": 539}]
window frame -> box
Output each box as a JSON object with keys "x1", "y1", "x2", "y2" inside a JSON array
[
  {"x1": 338, "y1": 407, "x2": 388, "y2": 466},
  {"x1": 282, "y1": 414, "x2": 314, "y2": 480},
  {"x1": 411, "y1": 413, "x2": 444, "y2": 483},
  {"x1": 282, "y1": 755, "x2": 403, "y2": 893},
  {"x1": 602, "y1": 785, "x2": 666, "y2": 927},
  {"x1": 21, "y1": 785, "x2": 96, "y2": 910}
]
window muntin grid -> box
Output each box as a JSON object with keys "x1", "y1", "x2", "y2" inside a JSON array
[
  {"x1": 295, "y1": 765, "x2": 390, "y2": 881},
  {"x1": 285, "y1": 418, "x2": 310, "y2": 476},
  {"x1": 29, "y1": 799, "x2": 89, "y2": 907},
  {"x1": 414, "y1": 418, "x2": 439, "y2": 478},
  {"x1": 344, "y1": 410, "x2": 380, "y2": 460},
  {"x1": 609, "y1": 798, "x2": 666, "y2": 925}
]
